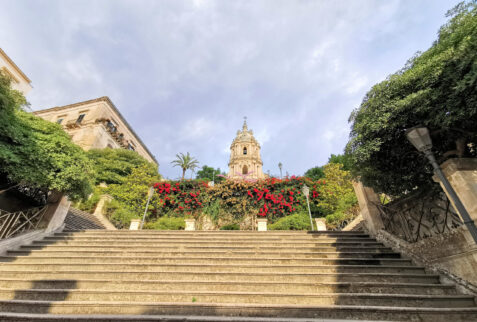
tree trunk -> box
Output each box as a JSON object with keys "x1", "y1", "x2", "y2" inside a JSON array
[{"x1": 181, "y1": 168, "x2": 186, "y2": 180}]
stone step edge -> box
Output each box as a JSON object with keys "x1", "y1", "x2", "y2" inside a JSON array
[
  {"x1": 0, "y1": 256, "x2": 405, "y2": 261},
  {"x1": 0, "y1": 270, "x2": 437, "y2": 277},
  {"x1": 0, "y1": 263, "x2": 421, "y2": 269},
  {"x1": 0, "y1": 278, "x2": 451, "y2": 288},
  {"x1": 3, "y1": 289, "x2": 472, "y2": 300},
  {"x1": 0, "y1": 312, "x2": 370, "y2": 322},
  {"x1": 9, "y1": 250, "x2": 395, "y2": 255},
  {"x1": 59, "y1": 229, "x2": 369, "y2": 236},
  {"x1": 2, "y1": 300, "x2": 477, "y2": 311}
]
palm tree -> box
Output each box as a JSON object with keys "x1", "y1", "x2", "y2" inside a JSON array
[
  {"x1": 278, "y1": 162, "x2": 283, "y2": 179},
  {"x1": 171, "y1": 152, "x2": 199, "y2": 180}
]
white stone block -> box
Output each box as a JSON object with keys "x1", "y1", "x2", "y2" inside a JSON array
[
  {"x1": 257, "y1": 218, "x2": 268, "y2": 231},
  {"x1": 129, "y1": 219, "x2": 141, "y2": 230},
  {"x1": 315, "y1": 218, "x2": 327, "y2": 231},
  {"x1": 185, "y1": 219, "x2": 196, "y2": 231}
]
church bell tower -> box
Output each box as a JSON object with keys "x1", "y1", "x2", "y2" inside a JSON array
[{"x1": 228, "y1": 118, "x2": 265, "y2": 180}]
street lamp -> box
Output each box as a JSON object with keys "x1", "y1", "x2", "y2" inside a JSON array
[
  {"x1": 302, "y1": 184, "x2": 314, "y2": 231},
  {"x1": 405, "y1": 126, "x2": 477, "y2": 243},
  {"x1": 140, "y1": 186, "x2": 155, "y2": 230}
]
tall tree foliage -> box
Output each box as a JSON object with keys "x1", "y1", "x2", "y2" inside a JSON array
[
  {"x1": 87, "y1": 148, "x2": 159, "y2": 185},
  {"x1": 347, "y1": 2, "x2": 477, "y2": 196},
  {"x1": 0, "y1": 74, "x2": 93, "y2": 200},
  {"x1": 196, "y1": 165, "x2": 225, "y2": 182},
  {"x1": 304, "y1": 166, "x2": 325, "y2": 181}
]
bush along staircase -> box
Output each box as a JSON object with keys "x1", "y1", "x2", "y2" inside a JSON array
[{"x1": 0, "y1": 230, "x2": 476, "y2": 321}]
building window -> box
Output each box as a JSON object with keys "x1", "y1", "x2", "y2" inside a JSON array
[
  {"x1": 56, "y1": 118, "x2": 64, "y2": 124},
  {"x1": 76, "y1": 114, "x2": 86, "y2": 124},
  {"x1": 128, "y1": 143, "x2": 135, "y2": 151},
  {"x1": 243, "y1": 147, "x2": 247, "y2": 155},
  {"x1": 106, "y1": 120, "x2": 117, "y2": 133}
]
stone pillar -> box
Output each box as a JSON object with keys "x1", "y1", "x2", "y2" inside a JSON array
[
  {"x1": 129, "y1": 219, "x2": 141, "y2": 230},
  {"x1": 352, "y1": 181, "x2": 384, "y2": 235},
  {"x1": 93, "y1": 194, "x2": 113, "y2": 216},
  {"x1": 43, "y1": 194, "x2": 71, "y2": 233},
  {"x1": 185, "y1": 219, "x2": 196, "y2": 231},
  {"x1": 433, "y1": 158, "x2": 477, "y2": 227},
  {"x1": 92, "y1": 194, "x2": 117, "y2": 230},
  {"x1": 257, "y1": 218, "x2": 267, "y2": 231},
  {"x1": 314, "y1": 218, "x2": 327, "y2": 231}
]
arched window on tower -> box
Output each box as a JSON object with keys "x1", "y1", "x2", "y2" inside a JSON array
[
  {"x1": 243, "y1": 147, "x2": 247, "y2": 155},
  {"x1": 242, "y1": 165, "x2": 248, "y2": 175}
]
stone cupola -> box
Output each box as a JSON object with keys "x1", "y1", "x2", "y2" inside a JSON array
[{"x1": 228, "y1": 118, "x2": 265, "y2": 180}]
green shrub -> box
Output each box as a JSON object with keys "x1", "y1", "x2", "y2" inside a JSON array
[
  {"x1": 145, "y1": 217, "x2": 185, "y2": 230},
  {"x1": 269, "y1": 213, "x2": 311, "y2": 230},
  {"x1": 220, "y1": 223, "x2": 240, "y2": 230}
]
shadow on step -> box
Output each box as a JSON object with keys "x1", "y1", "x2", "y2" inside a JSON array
[{"x1": 12, "y1": 280, "x2": 77, "y2": 313}]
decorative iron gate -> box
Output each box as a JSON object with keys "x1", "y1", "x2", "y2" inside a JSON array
[{"x1": 373, "y1": 191, "x2": 462, "y2": 243}]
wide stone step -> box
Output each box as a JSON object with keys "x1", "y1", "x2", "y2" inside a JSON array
[
  {"x1": 0, "y1": 279, "x2": 456, "y2": 295},
  {"x1": 0, "y1": 263, "x2": 425, "y2": 273},
  {"x1": 31, "y1": 240, "x2": 385, "y2": 247},
  {"x1": 8, "y1": 250, "x2": 401, "y2": 259},
  {"x1": 46, "y1": 236, "x2": 374, "y2": 242},
  {"x1": 2, "y1": 301, "x2": 477, "y2": 321},
  {"x1": 59, "y1": 230, "x2": 369, "y2": 236},
  {"x1": 19, "y1": 245, "x2": 392, "y2": 252},
  {"x1": 0, "y1": 271, "x2": 439, "y2": 283},
  {"x1": 0, "y1": 256, "x2": 411, "y2": 266},
  {"x1": 1, "y1": 289, "x2": 474, "y2": 307}
]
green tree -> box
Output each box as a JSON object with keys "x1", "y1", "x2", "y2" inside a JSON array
[
  {"x1": 87, "y1": 148, "x2": 159, "y2": 185},
  {"x1": 0, "y1": 74, "x2": 94, "y2": 200},
  {"x1": 196, "y1": 165, "x2": 225, "y2": 182},
  {"x1": 107, "y1": 164, "x2": 162, "y2": 227},
  {"x1": 171, "y1": 152, "x2": 199, "y2": 180},
  {"x1": 328, "y1": 154, "x2": 352, "y2": 171},
  {"x1": 346, "y1": 2, "x2": 477, "y2": 196},
  {"x1": 304, "y1": 166, "x2": 325, "y2": 181}
]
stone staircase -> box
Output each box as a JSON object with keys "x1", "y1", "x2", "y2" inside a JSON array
[
  {"x1": 64, "y1": 208, "x2": 107, "y2": 230},
  {"x1": 0, "y1": 230, "x2": 476, "y2": 321}
]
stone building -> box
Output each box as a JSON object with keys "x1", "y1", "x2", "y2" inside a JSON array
[
  {"x1": 228, "y1": 119, "x2": 265, "y2": 180},
  {"x1": 34, "y1": 96, "x2": 157, "y2": 165},
  {"x1": 0, "y1": 48, "x2": 32, "y2": 95}
]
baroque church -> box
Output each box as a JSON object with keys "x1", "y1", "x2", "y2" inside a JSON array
[{"x1": 228, "y1": 118, "x2": 265, "y2": 180}]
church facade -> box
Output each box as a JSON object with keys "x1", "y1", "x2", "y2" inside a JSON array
[{"x1": 228, "y1": 119, "x2": 265, "y2": 180}]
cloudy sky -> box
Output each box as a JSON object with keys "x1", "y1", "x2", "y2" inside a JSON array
[{"x1": 1, "y1": 0, "x2": 458, "y2": 179}]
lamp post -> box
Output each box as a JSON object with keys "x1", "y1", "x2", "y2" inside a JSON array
[
  {"x1": 405, "y1": 126, "x2": 477, "y2": 243},
  {"x1": 140, "y1": 186, "x2": 155, "y2": 230},
  {"x1": 302, "y1": 184, "x2": 314, "y2": 231}
]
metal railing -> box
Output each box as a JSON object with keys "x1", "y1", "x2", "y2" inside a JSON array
[{"x1": 0, "y1": 206, "x2": 48, "y2": 240}]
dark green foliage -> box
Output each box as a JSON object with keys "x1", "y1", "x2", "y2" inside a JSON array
[
  {"x1": 196, "y1": 165, "x2": 225, "y2": 182},
  {"x1": 0, "y1": 74, "x2": 94, "y2": 200},
  {"x1": 269, "y1": 212, "x2": 311, "y2": 230},
  {"x1": 304, "y1": 166, "x2": 325, "y2": 180},
  {"x1": 219, "y1": 223, "x2": 240, "y2": 230},
  {"x1": 347, "y1": 2, "x2": 477, "y2": 196},
  {"x1": 144, "y1": 217, "x2": 185, "y2": 230},
  {"x1": 327, "y1": 154, "x2": 353, "y2": 171},
  {"x1": 87, "y1": 148, "x2": 158, "y2": 185}
]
